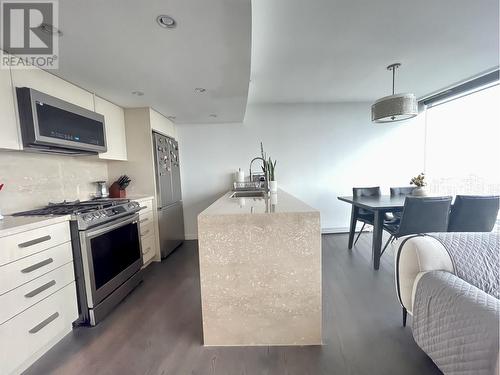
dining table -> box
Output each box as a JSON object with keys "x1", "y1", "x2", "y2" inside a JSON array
[{"x1": 338, "y1": 195, "x2": 407, "y2": 270}]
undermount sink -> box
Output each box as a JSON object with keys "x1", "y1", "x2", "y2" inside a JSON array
[{"x1": 230, "y1": 191, "x2": 267, "y2": 198}]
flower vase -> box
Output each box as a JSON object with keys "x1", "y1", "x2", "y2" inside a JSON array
[{"x1": 412, "y1": 187, "x2": 427, "y2": 196}]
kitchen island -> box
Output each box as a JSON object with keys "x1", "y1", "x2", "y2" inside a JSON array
[{"x1": 197, "y1": 189, "x2": 321, "y2": 346}]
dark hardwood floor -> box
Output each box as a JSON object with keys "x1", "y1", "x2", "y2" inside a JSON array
[{"x1": 25, "y1": 233, "x2": 441, "y2": 375}]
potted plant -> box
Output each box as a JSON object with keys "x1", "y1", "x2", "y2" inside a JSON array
[
  {"x1": 410, "y1": 173, "x2": 427, "y2": 196},
  {"x1": 260, "y1": 142, "x2": 278, "y2": 193},
  {"x1": 267, "y1": 157, "x2": 277, "y2": 193}
]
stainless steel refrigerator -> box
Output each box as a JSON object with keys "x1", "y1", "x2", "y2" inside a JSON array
[{"x1": 153, "y1": 132, "x2": 184, "y2": 258}]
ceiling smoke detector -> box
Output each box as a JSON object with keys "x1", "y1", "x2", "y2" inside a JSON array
[
  {"x1": 156, "y1": 15, "x2": 177, "y2": 29},
  {"x1": 131, "y1": 90, "x2": 144, "y2": 96},
  {"x1": 209, "y1": 114, "x2": 217, "y2": 118},
  {"x1": 194, "y1": 87, "x2": 206, "y2": 93}
]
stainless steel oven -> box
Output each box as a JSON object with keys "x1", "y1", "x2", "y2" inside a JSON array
[{"x1": 79, "y1": 213, "x2": 143, "y2": 325}]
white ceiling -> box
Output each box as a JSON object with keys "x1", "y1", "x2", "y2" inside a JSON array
[
  {"x1": 249, "y1": 0, "x2": 500, "y2": 103},
  {"x1": 54, "y1": 0, "x2": 251, "y2": 124},
  {"x1": 10, "y1": 0, "x2": 498, "y2": 122}
]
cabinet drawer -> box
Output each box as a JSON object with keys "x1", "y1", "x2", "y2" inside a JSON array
[
  {"x1": 140, "y1": 219, "x2": 154, "y2": 238},
  {"x1": 0, "y1": 262, "x2": 75, "y2": 324},
  {"x1": 0, "y1": 282, "x2": 78, "y2": 375},
  {"x1": 139, "y1": 210, "x2": 154, "y2": 227},
  {"x1": 141, "y1": 234, "x2": 155, "y2": 264},
  {"x1": 138, "y1": 199, "x2": 154, "y2": 214},
  {"x1": 0, "y1": 242, "x2": 73, "y2": 295},
  {"x1": 0, "y1": 221, "x2": 70, "y2": 266}
]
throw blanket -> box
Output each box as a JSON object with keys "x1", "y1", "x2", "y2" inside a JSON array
[
  {"x1": 413, "y1": 271, "x2": 500, "y2": 375},
  {"x1": 427, "y1": 232, "x2": 500, "y2": 299}
]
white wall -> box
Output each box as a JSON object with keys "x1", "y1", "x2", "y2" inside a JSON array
[{"x1": 178, "y1": 103, "x2": 425, "y2": 239}]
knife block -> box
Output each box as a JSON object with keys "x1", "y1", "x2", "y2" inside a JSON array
[{"x1": 109, "y1": 182, "x2": 126, "y2": 198}]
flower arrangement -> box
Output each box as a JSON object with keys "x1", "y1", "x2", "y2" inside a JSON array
[{"x1": 410, "y1": 173, "x2": 426, "y2": 188}]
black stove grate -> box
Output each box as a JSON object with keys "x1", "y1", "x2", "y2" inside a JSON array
[{"x1": 13, "y1": 198, "x2": 130, "y2": 216}]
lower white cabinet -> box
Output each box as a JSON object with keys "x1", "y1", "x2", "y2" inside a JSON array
[
  {"x1": 0, "y1": 220, "x2": 77, "y2": 375},
  {"x1": 0, "y1": 283, "x2": 78, "y2": 375},
  {"x1": 135, "y1": 197, "x2": 159, "y2": 267}
]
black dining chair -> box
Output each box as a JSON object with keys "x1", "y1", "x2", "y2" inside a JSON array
[
  {"x1": 382, "y1": 196, "x2": 452, "y2": 254},
  {"x1": 448, "y1": 195, "x2": 500, "y2": 232},
  {"x1": 386, "y1": 186, "x2": 415, "y2": 221},
  {"x1": 350, "y1": 187, "x2": 381, "y2": 247}
]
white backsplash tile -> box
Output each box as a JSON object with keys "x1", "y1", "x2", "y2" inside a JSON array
[{"x1": 0, "y1": 151, "x2": 108, "y2": 214}]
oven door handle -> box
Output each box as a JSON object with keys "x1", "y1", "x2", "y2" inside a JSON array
[{"x1": 83, "y1": 214, "x2": 140, "y2": 238}]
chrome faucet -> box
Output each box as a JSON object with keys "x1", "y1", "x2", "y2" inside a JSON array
[{"x1": 249, "y1": 157, "x2": 269, "y2": 194}]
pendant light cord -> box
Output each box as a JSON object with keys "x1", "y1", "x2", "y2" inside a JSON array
[{"x1": 392, "y1": 66, "x2": 395, "y2": 95}]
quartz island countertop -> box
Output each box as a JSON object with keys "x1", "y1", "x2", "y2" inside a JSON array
[
  {"x1": 197, "y1": 189, "x2": 322, "y2": 346},
  {"x1": 199, "y1": 189, "x2": 317, "y2": 216}
]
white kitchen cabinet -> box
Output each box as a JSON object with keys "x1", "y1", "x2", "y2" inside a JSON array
[
  {"x1": 10, "y1": 67, "x2": 94, "y2": 110},
  {"x1": 0, "y1": 219, "x2": 77, "y2": 375},
  {"x1": 134, "y1": 196, "x2": 159, "y2": 267},
  {"x1": 150, "y1": 108, "x2": 176, "y2": 138},
  {"x1": 94, "y1": 96, "x2": 128, "y2": 161},
  {"x1": 0, "y1": 57, "x2": 21, "y2": 150}
]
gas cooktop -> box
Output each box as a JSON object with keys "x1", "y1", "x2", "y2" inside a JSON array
[{"x1": 13, "y1": 198, "x2": 141, "y2": 230}]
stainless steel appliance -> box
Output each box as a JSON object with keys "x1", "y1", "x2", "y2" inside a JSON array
[
  {"x1": 16, "y1": 87, "x2": 107, "y2": 155},
  {"x1": 94, "y1": 181, "x2": 109, "y2": 198},
  {"x1": 14, "y1": 199, "x2": 143, "y2": 326},
  {"x1": 153, "y1": 132, "x2": 184, "y2": 258}
]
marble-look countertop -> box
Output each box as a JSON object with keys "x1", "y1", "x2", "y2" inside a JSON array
[
  {"x1": 199, "y1": 189, "x2": 318, "y2": 216},
  {"x1": 0, "y1": 215, "x2": 71, "y2": 238},
  {"x1": 126, "y1": 195, "x2": 154, "y2": 202}
]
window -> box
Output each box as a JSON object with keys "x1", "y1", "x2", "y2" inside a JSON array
[{"x1": 424, "y1": 83, "x2": 500, "y2": 196}]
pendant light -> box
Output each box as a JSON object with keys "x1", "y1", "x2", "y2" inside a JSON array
[{"x1": 371, "y1": 63, "x2": 418, "y2": 123}]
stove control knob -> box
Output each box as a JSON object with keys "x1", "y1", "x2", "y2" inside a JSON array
[{"x1": 83, "y1": 214, "x2": 93, "y2": 222}]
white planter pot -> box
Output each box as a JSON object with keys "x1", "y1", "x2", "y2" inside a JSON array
[
  {"x1": 269, "y1": 181, "x2": 278, "y2": 193},
  {"x1": 412, "y1": 187, "x2": 427, "y2": 196}
]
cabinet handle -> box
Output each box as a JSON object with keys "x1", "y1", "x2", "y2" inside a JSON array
[
  {"x1": 28, "y1": 312, "x2": 59, "y2": 334},
  {"x1": 139, "y1": 206, "x2": 148, "y2": 210},
  {"x1": 24, "y1": 280, "x2": 56, "y2": 298},
  {"x1": 139, "y1": 218, "x2": 149, "y2": 224},
  {"x1": 142, "y1": 229, "x2": 150, "y2": 236},
  {"x1": 21, "y1": 258, "x2": 53, "y2": 273},
  {"x1": 18, "y1": 235, "x2": 51, "y2": 248}
]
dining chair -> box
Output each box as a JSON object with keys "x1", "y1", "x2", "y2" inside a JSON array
[
  {"x1": 448, "y1": 195, "x2": 500, "y2": 232},
  {"x1": 386, "y1": 186, "x2": 415, "y2": 221},
  {"x1": 382, "y1": 196, "x2": 452, "y2": 254},
  {"x1": 351, "y1": 186, "x2": 381, "y2": 247}
]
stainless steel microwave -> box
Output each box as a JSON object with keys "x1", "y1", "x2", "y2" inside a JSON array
[{"x1": 16, "y1": 87, "x2": 107, "y2": 155}]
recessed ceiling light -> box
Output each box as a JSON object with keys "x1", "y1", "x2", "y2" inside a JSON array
[
  {"x1": 38, "y1": 23, "x2": 63, "y2": 36},
  {"x1": 131, "y1": 90, "x2": 144, "y2": 96},
  {"x1": 194, "y1": 87, "x2": 206, "y2": 93},
  {"x1": 209, "y1": 114, "x2": 217, "y2": 118},
  {"x1": 156, "y1": 15, "x2": 177, "y2": 29}
]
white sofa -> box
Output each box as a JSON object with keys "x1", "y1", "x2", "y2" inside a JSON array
[
  {"x1": 394, "y1": 235, "x2": 453, "y2": 322},
  {"x1": 394, "y1": 233, "x2": 500, "y2": 375}
]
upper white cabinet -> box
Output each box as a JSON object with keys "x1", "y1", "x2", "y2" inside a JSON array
[
  {"x1": 150, "y1": 108, "x2": 176, "y2": 138},
  {"x1": 1, "y1": 62, "x2": 128, "y2": 159},
  {"x1": 0, "y1": 63, "x2": 21, "y2": 150},
  {"x1": 95, "y1": 96, "x2": 128, "y2": 161},
  {"x1": 10, "y1": 67, "x2": 94, "y2": 110}
]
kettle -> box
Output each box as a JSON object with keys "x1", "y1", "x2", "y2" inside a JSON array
[{"x1": 94, "y1": 181, "x2": 109, "y2": 198}]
